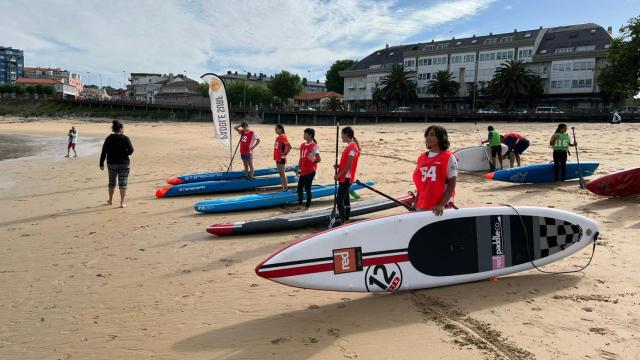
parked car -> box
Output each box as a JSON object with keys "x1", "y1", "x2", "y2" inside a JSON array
[
  {"x1": 535, "y1": 106, "x2": 564, "y2": 114},
  {"x1": 509, "y1": 108, "x2": 528, "y2": 114},
  {"x1": 615, "y1": 106, "x2": 640, "y2": 114},
  {"x1": 300, "y1": 107, "x2": 316, "y2": 111},
  {"x1": 391, "y1": 106, "x2": 412, "y2": 112},
  {"x1": 477, "y1": 108, "x2": 500, "y2": 114}
]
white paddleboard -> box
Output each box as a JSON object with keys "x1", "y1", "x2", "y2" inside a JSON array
[
  {"x1": 455, "y1": 144, "x2": 508, "y2": 172},
  {"x1": 256, "y1": 207, "x2": 599, "y2": 292}
]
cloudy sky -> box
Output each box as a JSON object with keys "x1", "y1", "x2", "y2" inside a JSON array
[{"x1": 1, "y1": 0, "x2": 637, "y2": 87}]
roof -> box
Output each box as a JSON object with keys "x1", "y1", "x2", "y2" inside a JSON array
[
  {"x1": 535, "y1": 23, "x2": 612, "y2": 55},
  {"x1": 16, "y1": 78, "x2": 61, "y2": 85},
  {"x1": 24, "y1": 67, "x2": 65, "y2": 72},
  {"x1": 295, "y1": 91, "x2": 342, "y2": 101}
]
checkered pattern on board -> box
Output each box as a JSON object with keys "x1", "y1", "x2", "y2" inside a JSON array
[{"x1": 538, "y1": 217, "x2": 582, "y2": 257}]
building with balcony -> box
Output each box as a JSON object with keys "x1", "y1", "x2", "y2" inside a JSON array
[
  {"x1": 154, "y1": 75, "x2": 204, "y2": 105},
  {"x1": 294, "y1": 91, "x2": 343, "y2": 110},
  {"x1": 23, "y1": 67, "x2": 83, "y2": 98},
  {"x1": 340, "y1": 23, "x2": 613, "y2": 110},
  {"x1": 0, "y1": 47, "x2": 24, "y2": 84},
  {"x1": 80, "y1": 87, "x2": 111, "y2": 101},
  {"x1": 15, "y1": 78, "x2": 77, "y2": 98}
]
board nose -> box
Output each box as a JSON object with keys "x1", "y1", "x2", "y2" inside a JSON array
[{"x1": 484, "y1": 172, "x2": 495, "y2": 180}]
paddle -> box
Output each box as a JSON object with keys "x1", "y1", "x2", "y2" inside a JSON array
[
  {"x1": 355, "y1": 180, "x2": 416, "y2": 212},
  {"x1": 328, "y1": 122, "x2": 340, "y2": 228},
  {"x1": 571, "y1": 127, "x2": 585, "y2": 189},
  {"x1": 475, "y1": 123, "x2": 492, "y2": 170},
  {"x1": 226, "y1": 138, "x2": 241, "y2": 172}
]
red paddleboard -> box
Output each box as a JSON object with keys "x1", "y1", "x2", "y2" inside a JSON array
[{"x1": 586, "y1": 167, "x2": 640, "y2": 197}]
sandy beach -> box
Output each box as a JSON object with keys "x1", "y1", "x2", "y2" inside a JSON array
[{"x1": 0, "y1": 116, "x2": 639, "y2": 359}]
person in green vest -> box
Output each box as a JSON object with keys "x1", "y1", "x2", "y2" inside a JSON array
[
  {"x1": 480, "y1": 125, "x2": 502, "y2": 171},
  {"x1": 549, "y1": 123, "x2": 577, "y2": 181}
]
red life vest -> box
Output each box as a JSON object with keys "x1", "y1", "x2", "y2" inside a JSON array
[
  {"x1": 338, "y1": 142, "x2": 360, "y2": 183},
  {"x1": 240, "y1": 130, "x2": 255, "y2": 155},
  {"x1": 504, "y1": 132, "x2": 525, "y2": 141},
  {"x1": 299, "y1": 142, "x2": 318, "y2": 175},
  {"x1": 273, "y1": 134, "x2": 290, "y2": 161},
  {"x1": 412, "y1": 150, "x2": 455, "y2": 210}
]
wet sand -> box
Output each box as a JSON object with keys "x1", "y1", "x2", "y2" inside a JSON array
[{"x1": 0, "y1": 116, "x2": 639, "y2": 359}]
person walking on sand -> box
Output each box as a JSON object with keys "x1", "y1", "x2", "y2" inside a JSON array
[
  {"x1": 296, "y1": 128, "x2": 321, "y2": 210},
  {"x1": 413, "y1": 125, "x2": 457, "y2": 216},
  {"x1": 480, "y1": 125, "x2": 502, "y2": 171},
  {"x1": 234, "y1": 121, "x2": 260, "y2": 178},
  {"x1": 333, "y1": 127, "x2": 360, "y2": 224},
  {"x1": 611, "y1": 111, "x2": 622, "y2": 124},
  {"x1": 501, "y1": 132, "x2": 529, "y2": 168},
  {"x1": 99, "y1": 120, "x2": 134, "y2": 208},
  {"x1": 273, "y1": 124, "x2": 291, "y2": 190},
  {"x1": 549, "y1": 123, "x2": 577, "y2": 182},
  {"x1": 65, "y1": 126, "x2": 78, "y2": 158}
]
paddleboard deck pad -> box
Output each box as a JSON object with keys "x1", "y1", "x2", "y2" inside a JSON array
[
  {"x1": 207, "y1": 192, "x2": 415, "y2": 235},
  {"x1": 167, "y1": 166, "x2": 299, "y2": 184},
  {"x1": 256, "y1": 207, "x2": 599, "y2": 292}
]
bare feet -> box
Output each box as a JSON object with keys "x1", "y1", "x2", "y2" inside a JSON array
[
  {"x1": 120, "y1": 203, "x2": 126, "y2": 208},
  {"x1": 107, "y1": 200, "x2": 113, "y2": 205}
]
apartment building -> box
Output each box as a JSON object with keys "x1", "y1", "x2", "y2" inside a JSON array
[
  {"x1": 23, "y1": 67, "x2": 84, "y2": 98},
  {"x1": 340, "y1": 23, "x2": 613, "y2": 110},
  {"x1": 0, "y1": 47, "x2": 24, "y2": 84}
]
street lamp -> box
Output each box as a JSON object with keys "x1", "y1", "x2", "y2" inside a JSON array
[
  {"x1": 99, "y1": 74, "x2": 102, "y2": 89},
  {"x1": 242, "y1": 69, "x2": 247, "y2": 108},
  {"x1": 122, "y1": 70, "x2": 125, "y2": 90},
  {"x1": 183, "y1": 70, "x2": 188, "y2": 105},
  {"x1": 307, "y1": 70, "x2": 311, "y2": 90}
]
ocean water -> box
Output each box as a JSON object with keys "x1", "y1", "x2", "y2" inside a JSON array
[{"x1": 0, "y1": 133, "x2": 102, "y2": 161}]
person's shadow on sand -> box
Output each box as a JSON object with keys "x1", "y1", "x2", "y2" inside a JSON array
[{"x1": 173, "y1": 274, "x2": 583, "y2": 359}]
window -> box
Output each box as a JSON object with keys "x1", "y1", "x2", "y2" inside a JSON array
[
  {"x1": 524, "y1": 33, "x2": 532, "y2": 38},
  {"x1": 571, "y1": 79, "x2": 593, "y2": 88},
  {"x1": 464, "y1": 54, "x2": 475, "y2": 62},
  {"x1": 573, "y1": 61, "x2": 595, "y2": 71},
  {"x1": 426, "y1": 73, "x2": 431, "y2": 80},
  {"x1": 389, "y1": 51, "x2": 394, "y2": 55},
  {"x1": 555, "y1": 47, "x2": 574, "y2": 54},
  {"x1": 436, "y1": 43, "x2": 449, "y2": 49},
  {"x1": 456, "y1": 41, "x2": 462, "y2": 46},
  {"x1": 484, "y1": 38, "x2": 498, "y2": 45},
  {"x1": 575, "y1": 45, "x2": 596, "y2": 52},
  {"x1": 424, "y1": 44, "x2": 436, "y2": 50},
  {"x1": 540, "y1": 49, "x2": 548, "y2": 54},
  {"x1": 369, "y1": 64, "x2": 381, "y2": 69},
  {"x1": 500, "y1": 36, "x2": 514, "y2": 44},
  {"x1": 404, "y1": 59, "x2": 415, "y2": 68},
  {"x1": 471, "y1": 39, "x2": 478, "y2": 44},
  {"x1": 518, "y1": 49, "x2": 532, "y2": 58},
  {"x1": 451, "y1": 55, "x2": 462, "y2": 64}
]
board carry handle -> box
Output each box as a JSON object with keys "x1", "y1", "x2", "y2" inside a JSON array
[
  {"x1": 355, "y1": 180, "x2": 416, "y2": 212},
  {"x1": 571, "y1": 127, "x2": 585, "y2": 189}
]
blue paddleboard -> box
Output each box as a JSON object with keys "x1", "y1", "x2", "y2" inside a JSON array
[
  {"x1": 194, "y1": 182, "x2": 374, "y2": 213},
  {"x1": 156, "y1": 175, "x2": 298, "y2": 198},
  {"x1": 167, "y1": 165, "x2": 299, "y2": 184},
  {"x1": 485, "y1": 162, "x2": 599, "y2": 183}
]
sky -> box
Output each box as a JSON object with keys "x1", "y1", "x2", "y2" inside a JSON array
[{"x1": 1, "y1": 0, "x2": 638, "y2": 87}]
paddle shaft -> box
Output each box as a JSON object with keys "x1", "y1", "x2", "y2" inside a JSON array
[
  {"x1": 226, "y1": 138, "x2": 242, "y2": 172},
  {"x1": 475, "y1": 123, "x2": 492, "y2": 168},
  {"x1": 356, "y1": 180, "x2": 415, "y2": 212},
  {"x1": 328, "y1": 122, "x2": 340, "y2": 228},
  {"x1": 571, "y1": 127, "x2": 585, "y2": 189}
]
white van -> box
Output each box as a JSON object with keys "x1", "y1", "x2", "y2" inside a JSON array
[{"x1": 535, "y1": 106, "x2": 564, "y2": 114}]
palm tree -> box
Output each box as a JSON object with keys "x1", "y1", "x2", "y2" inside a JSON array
[
  {"x1": 379, "y1": 64, "x2": 417, "y2": 106},
  {"x1": 427, "y1": 71, "x2": 460, "y2": 109},
  {"x1": 488, "y1": 59, "x2": 538, "y2": 109}
]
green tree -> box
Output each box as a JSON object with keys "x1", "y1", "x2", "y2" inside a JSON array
[
  {"x1": 324, "y1": 59, "x2": 357, "y2": 94},
  {"x1": 268, "y1": 71, "x2": 303, "y2": 107},
  {"x1": 199, "y1": 82, "x2": 210, "y2": 97},
  {"x1": 42, "y1": 85, "x2": 55, "y2": 96},
  {"x1": 15, "y1": 86, "x2": 25, "y2": 96},
  {"x1": 25, "y1": 86, "x2": 36, "y2": 97},
  {"x1": 34, "y1": 84, "x2": 45, "y2": 94},
  {"x1": 487, "y1": 59, "x2": 536, "y2": 109},
  {"x1": 427, "y1": 71, "x2": 460, "y2": 109},
  {"x1": 0, "y1": 84, "x2": 10, "y2": 97},
  {"x1": 597, "y1": 16, "x2": 640, "y2": 105},
  {"x1": 326, "y1": 97, "x2": 344, "y2": 111},
  {"x1": 379, "y1": 64, "x2": 417, "y2": 106}
]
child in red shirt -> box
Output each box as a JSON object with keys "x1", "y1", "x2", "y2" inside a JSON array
[
  {"x1": 273, "y1": 124, "x2": 291, "y2": 190},
  {"x1": 233, "y1": 121, "x2": 261, "y2": 178},
  {"x1": 412, "y1": 125, "x2": 457, "y2": 216},
  {"x1": 333, "y1": 126, "x2": 360, "y2": 223},
  {"x1": 297, "y1": 128, "x2": 321, "y2": 209}
]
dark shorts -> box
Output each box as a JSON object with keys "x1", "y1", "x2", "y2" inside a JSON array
[
  {"x1": 504, "y1": 138, "x2": 529, "y2": 155},
  {"x1": 240, "y1": 153, "x2": 253, "y2": 161},
  {"x1": 67, "y1": 143, "x2": 76, "y2": 150},
  {"x1": 491, "y1": 145, "x2": 502, "y2": 157},
  {"x1": 275, "y1": 159, "x2": 286, "y2": 165},
  {"x1": 108, "y1": 164, "x2": 130, "y2": 189}
]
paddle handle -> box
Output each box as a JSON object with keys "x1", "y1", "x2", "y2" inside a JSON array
[
  {"x1": 226, "y1": 138, "x2": 242, "y2": 172},
  {"x1": 475, "y1": 123, "x2": 492, "y2": 168}
]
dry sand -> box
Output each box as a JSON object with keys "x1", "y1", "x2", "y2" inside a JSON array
[{"x1": 0, "y1": 116, "x2": 639, "y2": 360}]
